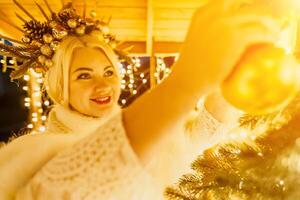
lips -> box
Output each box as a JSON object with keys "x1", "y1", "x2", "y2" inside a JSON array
[{"x1": 91, "y1": 96, "x2": 112, "y2": 105}]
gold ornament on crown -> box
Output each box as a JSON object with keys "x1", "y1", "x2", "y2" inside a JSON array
[{"x1": 0, "y1": 0, "x2": 134, "y2": 80}]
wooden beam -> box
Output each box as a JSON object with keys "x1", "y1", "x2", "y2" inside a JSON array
[
  {"x1": 146, "y1": 0, "x2": 153, "y2": 54},
  {"x1": 117, "y1": 41, "x2": 182, "y2": 54},
  {"x1": 146, "y1": 0, "x2": 156, "y2": 87}
]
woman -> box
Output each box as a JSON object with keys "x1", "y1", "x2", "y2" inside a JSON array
[{"x1": 0, "y1": 0, "x2": 282, "y2": 199}]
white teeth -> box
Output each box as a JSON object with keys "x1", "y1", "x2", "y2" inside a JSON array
[{"x1": 95, "y1": 96, "x2": 110, "y2": 101}]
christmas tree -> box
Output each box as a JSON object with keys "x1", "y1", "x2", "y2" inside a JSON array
[{"x1": 165, "y1": 93, "x2": 300, "y2": 200}]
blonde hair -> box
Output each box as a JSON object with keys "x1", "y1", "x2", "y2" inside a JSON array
[{"x1": 45, "y1": 31, "x2": 120, "y2": 106}]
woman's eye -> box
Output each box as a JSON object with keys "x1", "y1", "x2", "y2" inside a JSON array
[
  {"x1": 104, "y1": 70, "x2": 114, "y2": 77},
  {"x1": 77, "y1": 73, "x2": 91, "y2": 79}
]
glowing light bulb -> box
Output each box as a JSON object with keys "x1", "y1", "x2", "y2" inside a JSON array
[
  {"x1": 27, "y1": 124, "x2": 33, "y2": 129},
  {"x1": 39, "y1": 126, "x2": 46, "y2": 132},
  {"x1": 44, "y1": 100, "x2": 50, "y2": 106},
  {"x1": 23, "y1": 75, "x2": 30, "y2": 81}
]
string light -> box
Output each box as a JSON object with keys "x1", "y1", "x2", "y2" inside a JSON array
[
  {"x1": 121, "y1": 99, "x2": 126, "y2": 104},
  {"x1": 117, "y1": 56, "x2": 150, "y2": 104},
  {"x1": 41, "y1": 116, "x2": 47, "y2": 121},
  {"x1": 27, "y1": 124, "x2": 34, "y2": 129},
  {"x1": 38, "y1": 126, "x2": 46, "y2": 132},
  {"x1": 23, "y1": 75, "x2": 30, "y2": 81},
  {"x1": 24, "y1": 102, "x2": 30, "y2": 107},
  {"x1": 44, "y1": 100, "x2": 50, "y2": 106},
  {"x1": 24, "y1": 97, "x2": 31, "y2": 102},
  {"x1": 0, "y1": 38, "x2": 51, "y2": 133},
  {"x1": 22, "y1": 69, "x2": 50, "y2": 132},
  {"x1": 22, "y1": 86, "x2": 28, "y2": 91},
  {"x1": 155, "y1": 56, "x2": 172, "y2": 84}
]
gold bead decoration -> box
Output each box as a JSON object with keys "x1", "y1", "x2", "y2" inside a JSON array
[
  {"x1": 110, "y1": 41, "x2": 117, "y2": 48},
  {"x1": 40, "y1": 44, "x2": 53, "y2": 57},
  {"x1": 90, "y1": 10, "x2": 97, "y2": 18},
  {"x1": 45, "y1": 59, "x2": 53, "y2": 68},
  {"x1": 38, "y1": 55, "x2": 47, "y2": 64},
  {"x1": 102, "y1": 26, "x2": 110, "y2": 34},
  {"x1": 43, "y1": 34, "x2": 54, "y2": 43},
  {"x1": 52, "y1": 25, "x2": 68, "y2": 40},
  {"x1": 76, "y1": 25, "x2": 86, "y2": 35},
  {"x1": 50, "y1": 41, "x2": 60, "y2": 50},
  {"x1": 49, "y1": 21, "x2": 57, "y2": 28},
  {"x1": 22, "y1": 36, "x2": 31, "y2": 43},
  {"x1": 31, "y1": 40, "x2": 42, "y2": 47},
  {"x1": 67, "y1": 19, "x2": 77, "y2": 28},
  {"x1": 35, "y1": 67, "x2": 45, "y2": 73}
]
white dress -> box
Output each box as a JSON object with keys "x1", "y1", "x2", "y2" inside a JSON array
[{"x1": 0, "y1": 100, "x2": 239, "y2": 200}]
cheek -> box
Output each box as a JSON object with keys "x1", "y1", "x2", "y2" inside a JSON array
[
  {"x1": 70, "y1": 82, "x2": 92, "y2": 104},
  {"x1": 111, "y1": 80, "x2": 121, "y2": 95}
]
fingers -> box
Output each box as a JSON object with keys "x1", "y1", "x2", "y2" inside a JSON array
[{"x1": 221, "y1": 13, "x2": 281, "y2": 39}]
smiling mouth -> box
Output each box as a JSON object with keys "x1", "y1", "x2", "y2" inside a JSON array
[{"x1": 91, "y1": 96, "x2": 112, "y2": 105}]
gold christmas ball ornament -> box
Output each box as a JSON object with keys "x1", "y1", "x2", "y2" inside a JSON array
[
  {"x1": 40, "y1": 45, "x2": 53, "y2": 57},
  {"x1": 76, "y1": 25, "x2": 86, "y2": 35},
  {"x1": 38, "y1": 55, "x2": 47, "y2": 64},
  {"x1": 221, "y1": 43, "x2": 300, "y2": 115},
  {"x1": 67, "y1": 19, "x2": 77, "y2": 28},
  {"x1": 43, "y1": 33, "x2": 54, "y2": 43},
  {"x1": 45, "y1": 59, "x2": 53, "y2": 68}
]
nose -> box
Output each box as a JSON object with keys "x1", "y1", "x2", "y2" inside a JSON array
[{"x1": 94, "y1": 78, "x2": 112, "y2": 94}]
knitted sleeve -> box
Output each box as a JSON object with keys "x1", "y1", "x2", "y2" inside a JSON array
[{"x1": 145, "y1": 99, "x2": 234, "y2": 192}]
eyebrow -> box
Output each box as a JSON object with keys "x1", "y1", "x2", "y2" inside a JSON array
[
  {"x1": 104, "y1": 65, "x2": 113, "y2": 70},
  {"x1": 73, "y1": 67, "x2": 93, "y2": 73},
  {"x1": 73, "y1": 66, "x2": 114, "y2": 73}
]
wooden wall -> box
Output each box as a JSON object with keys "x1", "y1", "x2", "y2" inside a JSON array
[{"x1": 0, "y1": 0, "x2": 208, "y2": 53}]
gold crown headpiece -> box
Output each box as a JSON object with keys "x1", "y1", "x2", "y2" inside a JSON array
[{"x1": 0, "y1": 0, "x2": 133, "y2": 80}]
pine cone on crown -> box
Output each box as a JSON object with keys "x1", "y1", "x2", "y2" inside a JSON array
[{"x1": 23, "y1": 21, "x2": 51, "y2": 40}]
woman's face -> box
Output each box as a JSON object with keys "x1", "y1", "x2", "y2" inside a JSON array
[{"x1": 69, "y1": 47, "x2": 121, "y2": 117}]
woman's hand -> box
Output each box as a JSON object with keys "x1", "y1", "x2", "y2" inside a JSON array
[{"x1": 173, "y1": 0, "x2": 282, "y2": 92}]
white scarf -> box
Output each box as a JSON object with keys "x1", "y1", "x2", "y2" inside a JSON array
[{"x1": 46, "y1": 104, "x2": 121, "y2": 137}]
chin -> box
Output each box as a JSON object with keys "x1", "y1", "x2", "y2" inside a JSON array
[{"x1": 90, "y1": 105, "x2": 118, "y2": 118}]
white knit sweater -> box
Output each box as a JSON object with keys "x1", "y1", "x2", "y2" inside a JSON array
[{"x1": 0, "y1": 102, "x2": 237, "y2": 200}]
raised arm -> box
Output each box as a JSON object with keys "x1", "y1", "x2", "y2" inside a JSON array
[{"x1": 123, "y1": 0, "x2": 281, "y2": 163}]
